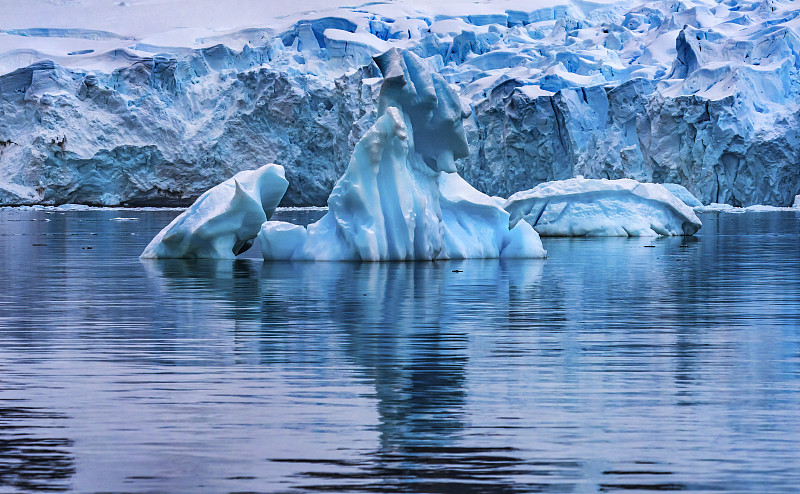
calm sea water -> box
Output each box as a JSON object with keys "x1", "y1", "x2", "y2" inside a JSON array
[{"x1": 0, "y1": 208, "x2": 799, "y2": 493}]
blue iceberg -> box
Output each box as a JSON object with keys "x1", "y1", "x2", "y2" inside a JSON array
[{"x1": 259, "y1": 49, "x2": 545, "y2": 260}]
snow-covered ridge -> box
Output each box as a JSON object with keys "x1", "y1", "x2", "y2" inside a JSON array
[{"x1": 1, "y1": 0, "x2": 799, "y2": 206}]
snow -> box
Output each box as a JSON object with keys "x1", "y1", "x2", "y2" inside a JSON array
[
  {"x1": 258, "y1": 49, "x2": 545, "y2": 261},
  {"x1": 504, "y1": 177, "x2": 702, "y2": 237},
  {"x1": 140, "y1": 164, "x2": 288, "y2": 259},
  {"x1": 1, "y1": 0, "x2": 800, "y2": 208},
  {"x1": 517, "y1": 85, "x2": 555, "y2": 99}
]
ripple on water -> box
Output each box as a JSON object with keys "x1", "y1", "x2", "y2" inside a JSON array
[{"x1": 0, "y1": 209, "x2": 799, "y2": 492}]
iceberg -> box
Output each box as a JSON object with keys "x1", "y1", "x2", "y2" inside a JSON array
[
  {"x1": 140, "y1": 164, "x2": 288, "y2": 259},
  {"x1": 258, "y1": 49, "x2": 545, "y2": 261},
  {"x1": 504, "y1": 177, "x2": 702, "y2": 237}
]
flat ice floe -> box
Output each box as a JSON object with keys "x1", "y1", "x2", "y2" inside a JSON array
[
  {"x1": 504, "y1": 177, "x2": 702, "y2": 237},
  {"x1": 694, "y1": 203, "x2": 800, "y2": 213}
]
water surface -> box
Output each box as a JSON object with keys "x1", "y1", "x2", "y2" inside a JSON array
[{"x1": 0, "y1": 208, "x2": 799, "y2": 493}]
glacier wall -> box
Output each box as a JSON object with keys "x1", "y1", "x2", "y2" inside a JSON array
[
  {"x1": 1, "y1": 0, "x2": 799, "y2": 206},
  {"x1": 462, "y1": 79, "x2": 800, "y2": 207},
  {"x1": 0, "y1": 54, "x2": 378, "y2": 206}
]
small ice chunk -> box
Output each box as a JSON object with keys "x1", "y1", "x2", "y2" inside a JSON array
[{"x1": 694, "y1": 203, "x2": 739, "y2": 213}]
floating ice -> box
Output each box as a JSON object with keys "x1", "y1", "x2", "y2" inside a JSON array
[
  {"x1": 504, "y1": 177, "x2": 702, "y2": 237},
  {"x1": 141, "y1": 164, "x2": 288, "y2": 259},
  {"x1": 693, "y1": 203, "x2": 743, "y2": 214},
  {"x1": 258, "y1": 49, "x2": 545, "y2": 261},
  {"x1": 694, "y1": 203, "x2": 800, "y2": 214}
]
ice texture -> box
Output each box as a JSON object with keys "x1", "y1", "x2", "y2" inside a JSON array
[
  {"x1": 1, "y1": 0, "x2": 800, "y2": 207},
  {"x1": 258, "y1": 49, "x2": 545, "y2": 261},
  {"x1": 140, "y1": 164, "x2": 287, "y2": 259},
  {"x1": 661, "y1": 183, "x2": 703, "y2": 208},
  {"x1": 504, "y1": 177, "x2": 702, "y2": 237}
]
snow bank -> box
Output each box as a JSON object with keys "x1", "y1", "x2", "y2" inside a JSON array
[
  {"x1": 504, "y1": 177, "x2": 702, "y2": 237},
  {"x1": 258, "y1": 49, "x2": 545, "y2": 261},
  {"x1": 140, "y1": 164, "x2": 287, "y2": 259}
]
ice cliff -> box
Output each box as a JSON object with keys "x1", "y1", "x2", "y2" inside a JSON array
[{"x1": 1, "y1": 0, "x2": 799, "y2": 207}]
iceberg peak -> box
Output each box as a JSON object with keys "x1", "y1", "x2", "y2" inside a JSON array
[{"x1": 258, "y1": 49, "x2": 545, "y2": 261}]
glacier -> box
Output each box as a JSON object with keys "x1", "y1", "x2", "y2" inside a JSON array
[
  {"x1": 505, "y1": 177, "x2": 702, "y2": 237},
  {"x1": 1, "y1": 0, "x2": 800, "y2": 207},
  {"x1": 258, "y1": 49, "x2": 546, "y2": 261},
  {"x1": 140, "y1": 164, "x2": 287, "y2": 259}
]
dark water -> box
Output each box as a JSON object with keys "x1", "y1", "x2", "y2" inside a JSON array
[{"x1": 0, "y1": 208, "x2": 799, "y2": 493}]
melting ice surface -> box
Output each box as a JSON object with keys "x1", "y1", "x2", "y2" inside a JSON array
[
  {"x1": 661, "y1": 183, "x2": 704, "y2": 209},
  {"x1": 505, "y1": 177, "x2": 703, "y2": 237},
  {"x1": 257, "y1": 48, "x2": 547, "y2": 261}
]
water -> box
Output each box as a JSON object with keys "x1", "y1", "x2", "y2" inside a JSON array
[{"x1": 0, "y1": 208, "x2": 799, "y2": 493}]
